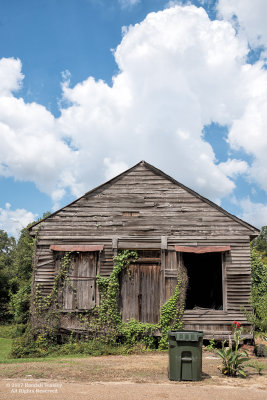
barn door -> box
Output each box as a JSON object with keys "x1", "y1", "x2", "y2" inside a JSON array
[
  {"x1": 119, "y1": 251, "x2": 160, "y2": 323},
  {"x1": 63, "y1": 252, "x2": 98, "y2": 310}
]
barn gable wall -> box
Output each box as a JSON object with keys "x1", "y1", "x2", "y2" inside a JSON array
[{"x1": 31, "y1": 162, "x2": 258, "y2": 338}]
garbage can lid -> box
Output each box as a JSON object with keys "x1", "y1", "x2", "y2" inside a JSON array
[{"x1": 168, "y1": 330, "x2": 203, "y2": 342}]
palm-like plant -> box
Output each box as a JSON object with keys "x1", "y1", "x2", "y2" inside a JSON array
[{"x1": 217, "y1": 322, "x2": 250, "y2": 377}]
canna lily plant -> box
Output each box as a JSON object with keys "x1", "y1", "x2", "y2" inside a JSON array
[{"x1": 217, "y1": 321, "x2": 250, "y2": 377}]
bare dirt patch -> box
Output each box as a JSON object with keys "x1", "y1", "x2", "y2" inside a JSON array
[
  {"x1": 0, "y1": 351, "x2": 266, "y2": 386},
  {"x1": 0, "y1": 352, "x2": 266, "y2": 400}
]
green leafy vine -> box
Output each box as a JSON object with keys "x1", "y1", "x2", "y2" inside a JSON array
[
  {"x1": 34, "y1": 252, "x2": 73, "y2": 314},
  {"x1": 96, "y1": 250, "x2": 138, "y2": 327},
  {"x1": 32, "y1": 249, "x2": 186, "y2": 350},
  {"x1": 158, "y1": 277, "x2": 184, "y2": 349}
]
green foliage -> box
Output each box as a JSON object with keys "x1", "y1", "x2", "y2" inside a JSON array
[
  {"x1": 9, "y1": 228, "x2": 34, "y2": 324},
  {"x1": 246, "y1": 360, "x2": 265, "y2": 375},
  {"x1": 217, "y1": 346, "x2": 249, "y2": 377},
  {"x1": 158, "y1": 278, "x2": 184, "y2": 349},
  {"x1": 10, "y1": 326, "x2": 58, "y2": 358},
  {"x1": 30, "y1": 252, "x2": 74, "y2": 344},
  {"x1": 96, "y1": 250, "x2": 139, "y2": 329},
  {"x1": 0, "y1": 338, "x2": 13, "y2": 361},
  {"x1": 247, "y1": 248, "x2": 267, "y2": 331},
  {"x1": 95, "y1": 250, "x2": 185, "y2": 349},
  {"x1": 0, "y1": 214, "x2": 50, "y2": 325},
  {"x1": 35, "y1": 252, "x2": 72, "y2": 314},
  {"x1": 206, "y1": 337, "x2": 216, "y2": 351},
  {"x1": 118, "y1": 319, "x2": 157, "y2": 348},
  {"x1": 252, "y1": 226, "x2": 267, "y2": 259},
  {"x1": 9, "y1": 283, "x2": 31, "y2": 324},
  {"x1": 12, "y1": 228, "x2": 34, "y2": 282},
  {"x1": 15, "y1": 249, "x2": 186, "y2": 358},
  {"x1": 10, "y1": 331, "x2": 143, "y2": 359},
  {"x1": 0, "y1": 324, "x2": 26, "y2": 338},
  {"x1": 0, "y1": 230, "x2": 16, "y2": 321},
  {"x1": 217, "y1": 322, "x2": 250, "y2": 377}
]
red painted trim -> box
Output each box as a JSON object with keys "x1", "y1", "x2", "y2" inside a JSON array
[
  {"x1": 174, "y1": 245, "x2": 230, "y2": 254},
  {"x1": 50, "y1": 245, "x2": 104, "y2": 252}
]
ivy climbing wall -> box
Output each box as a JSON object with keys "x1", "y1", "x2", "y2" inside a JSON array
[{"x1": 29, "y1": 161, "x2": 259, "y2": 339}]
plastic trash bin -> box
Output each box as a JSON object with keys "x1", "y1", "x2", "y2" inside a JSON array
[{"x1": 168, "y1": 330, "x2": 203, "y2": 381}]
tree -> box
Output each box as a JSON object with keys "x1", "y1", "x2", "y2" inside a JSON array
[
  {"x1": 252, "y1": 226, "x2": 267, "y2": 261},
  {"x1": 250, "y1": 247, "x2": 267, "y2": 331},
  {"x1": 0, "y1": 230, "x2": 16, "y2": 321},
  {"x1": 9, "y1": 228, "x2": 34, "y2": 323},
  {"x1": 9, "y1": 212, "x2": 51, "y2": 324}
]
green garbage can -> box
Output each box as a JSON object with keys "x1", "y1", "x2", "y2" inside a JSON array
[{"x1": 168, "y1": 330, "x2": 203, "y2": 381}]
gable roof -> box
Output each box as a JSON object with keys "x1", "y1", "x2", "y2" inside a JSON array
[{"x1": 29, "y1": 160, "x2": 260, "y2": 235}]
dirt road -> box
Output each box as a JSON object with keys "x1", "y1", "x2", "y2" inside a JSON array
[
  {"x1": 0, "y1": 352, "x2": 266, "y2": 400},
  {"x1": 1, "y1": 379, "x2": 267, "y2": 400}
]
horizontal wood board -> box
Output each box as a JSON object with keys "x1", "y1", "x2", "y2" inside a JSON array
[{"x1": 31, "y1": 163, "x2": 256, "y2": 332}]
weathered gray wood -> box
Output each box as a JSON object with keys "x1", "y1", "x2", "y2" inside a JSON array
[
  {"x1": 161, "y1": 236, "x2": 168, "y2": 250},
  {"x1": 30, "y1": 161, "x2": 257, "y2": 336},
  {"x1": 160, "y1": 250, "x2": 166, "y2": 309},
  {"x1": 62, "y1": 252, "x2": 98, "y2": 311},
  {"x1": 119, "y1": 261, "x2": 160, "y2": 323}
]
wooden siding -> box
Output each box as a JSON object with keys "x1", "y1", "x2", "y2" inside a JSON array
[{"x1": 31, "y1": 162, "x2": 256, "y2": 336}]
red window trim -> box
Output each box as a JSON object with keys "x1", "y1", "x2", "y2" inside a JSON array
[
  {"x1": 50, "y1": 245, "x2": 104, "y2": 252},
  {"x1": 174, "y1": 245, "x2": 230, "y2": 254}
]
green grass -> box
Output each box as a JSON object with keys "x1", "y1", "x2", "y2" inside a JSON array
[
  {"x1": 0, "y1": 324, "x2": 155, "y2": 364},
  {"x1": 0, "y1": 352, "x2": 92, "y2": 364},
  {"x1": 0, "y1": 324, "x2": 26, "y2": 338},
  {"x1": 0, "y1": 337, "x2": 12, "y2": 361}
]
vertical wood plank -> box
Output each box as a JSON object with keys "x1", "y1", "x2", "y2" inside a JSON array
[
  {"x1": 160, "y1": 250, "x2": 166, "y2": 309},
  {"x1": 222, "y1": 252, "x2": 227, "y2": 311}
]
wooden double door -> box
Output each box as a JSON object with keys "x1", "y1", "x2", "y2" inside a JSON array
[{"x1": 119, "y1": 251, "x2": 161, "y2": 324}]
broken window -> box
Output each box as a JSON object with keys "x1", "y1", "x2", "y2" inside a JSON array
[{"x1": 182, "y1": 252, "x2": 223, "y2": 310}]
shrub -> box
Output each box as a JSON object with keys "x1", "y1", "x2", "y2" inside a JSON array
[{"x1": 217, "y1": 321, "x2": 250, "y2": 377}]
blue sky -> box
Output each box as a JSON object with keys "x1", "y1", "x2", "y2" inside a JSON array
[{"x1": 1, "y1": 0, "x2": 267, "y2": 236}]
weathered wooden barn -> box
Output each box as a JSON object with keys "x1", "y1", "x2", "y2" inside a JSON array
[{"x1": 29, "y1": 161, "x2": 259, "y2": 340}]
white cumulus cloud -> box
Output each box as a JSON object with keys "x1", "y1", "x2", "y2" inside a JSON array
[
  {"x1": 217, "y1": 0, "x2": 267, "y2": 55},
  {"x1": 239, "y1": 197, "x2": 267, "y2": 229},
  {"x1": 58, "y1": 5, "x2": 251, "y2": 202},
  {"x1": 0, "y1": 58, "x2": 24, "y2": 96},
  {"x1": 0, "y1": 203, "x2": 37, "y2": 237},
  {"x1": 1, "y1": 4, "x2": 267, "y2": 217},
  {"x1": 0, "y1": 58, "x2": 79, "y2": 202},
  {"x1": 218, "y1": 159, "x2": 248, "y2": 178}
]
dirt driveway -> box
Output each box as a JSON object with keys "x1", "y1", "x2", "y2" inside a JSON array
[{"x1": 0, "y1": 352, "x2": 266, "y2": 400}]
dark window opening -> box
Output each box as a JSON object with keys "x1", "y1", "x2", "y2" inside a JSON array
[{"x1": 183, "y1": 252, "x2": 223, "y2": 310}]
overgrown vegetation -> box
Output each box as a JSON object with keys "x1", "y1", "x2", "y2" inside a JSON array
[
  {"x1": 217, "y1": 321, "x2": 250, "y2": 377},
  {"x1": 248, "y1": 247, "x2": 267, "y2": 331},
  {"x1": 0, "y1": 212, "x2": 51, "y2": 325},
  {"x1": 0, "y1": 230, "x2": 16, "y2": 321},
  {"x1": 10, "y1": 249, "x2": 186, "y2": 358},
  {"x1": 2, "y1": 224, "x2": 267, "y2": 360}
]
